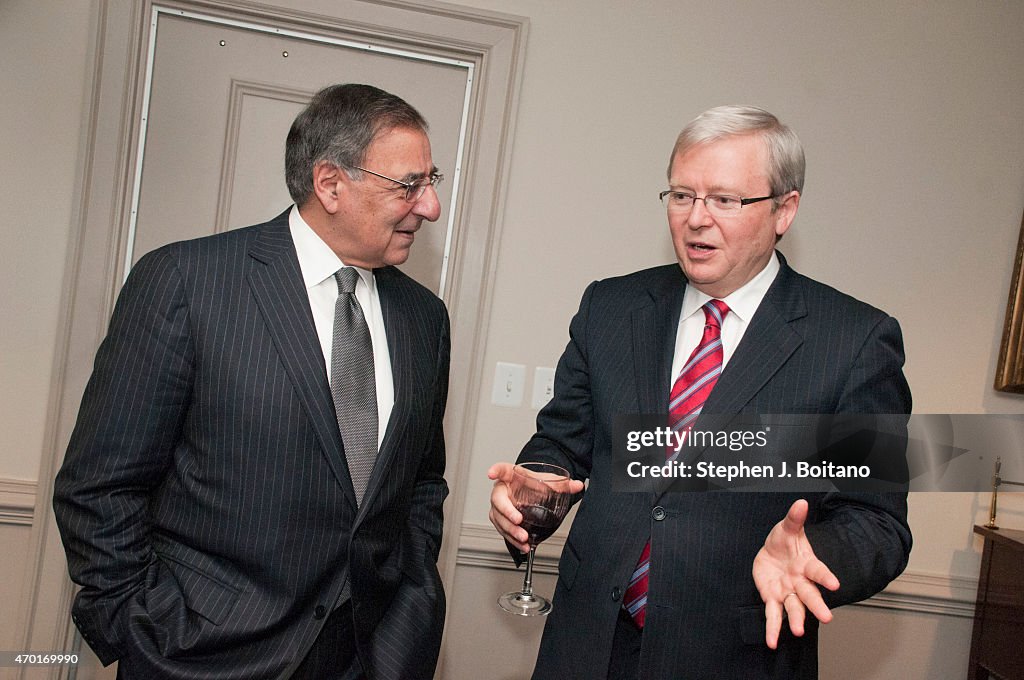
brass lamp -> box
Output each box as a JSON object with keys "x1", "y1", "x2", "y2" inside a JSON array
[{"x1": 986, "y1": 457, "x2": 1024, "y2": 529}]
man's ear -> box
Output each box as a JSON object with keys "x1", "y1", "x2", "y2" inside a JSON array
[
  {"x1": 311, "y1": 161, "x2": 344, "y2": 214},
  {"x1": 773, "y1": 191, "x2": 800, "y2": 239}
]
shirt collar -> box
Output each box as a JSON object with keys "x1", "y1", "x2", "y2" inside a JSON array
[
  {"x1": 681, "y1": 251, "x2": 780, "y2": 322},
  {"x1": 288, "y1": 205, "x2": 375, "y2": 291}
]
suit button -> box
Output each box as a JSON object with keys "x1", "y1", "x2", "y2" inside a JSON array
[
  {"x1": 314, "y1": 605, "x2": 327, "y2": 620},
  {"x1": 611, "y1": 586, "x2": 622, "y2": 602},
  {"x1": 652, "y1": 506, "x2": 666, "y2": 521}
]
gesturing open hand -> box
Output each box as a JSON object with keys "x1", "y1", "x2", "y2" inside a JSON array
[{"x1": 752, "y1": 499, "x2": 840, "y2": 649}]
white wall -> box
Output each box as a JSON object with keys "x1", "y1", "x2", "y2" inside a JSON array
[
  {"x1": 3, "y1": 0, "x2": 1024, "y2": 678},
  {"x1": 0, "y1": 0, "x2": 96, "y2": 658},
  {"x1": 0, "y1": 0, "x2": 94, "y2": 481}
]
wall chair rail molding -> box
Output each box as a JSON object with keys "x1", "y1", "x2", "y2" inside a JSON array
[{"x1": 0, "y1": 478, "x2": 36, "y2": 526}]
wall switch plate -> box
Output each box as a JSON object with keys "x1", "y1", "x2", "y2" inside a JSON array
[
  {"x1": 491, "y1": 362, "x2": 526, "y2": 407},
  {"x1": 531, "y1": 366, "x2": 556, "y2": 409}
]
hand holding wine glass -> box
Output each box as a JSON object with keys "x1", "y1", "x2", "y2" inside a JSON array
[
  {"x1": 493, "y1": 462, "x2": 575, "y2": 616},
  {"x1": 487, "y1": 462, "x2": 584, "y2": 552}
]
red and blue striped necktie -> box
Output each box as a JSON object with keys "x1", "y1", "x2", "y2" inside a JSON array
[{"x1": 623, "y1": 298, "x2": 730, "y2": 628}]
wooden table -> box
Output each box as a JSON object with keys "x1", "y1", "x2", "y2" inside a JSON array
[{"x1": 968, "y1": 525, "x2": 1024, "y2": 680}]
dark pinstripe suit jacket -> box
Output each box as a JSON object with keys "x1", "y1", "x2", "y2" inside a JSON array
[
  {"x1": 53, "y1": 210, "x2": 450, "y2": 679},
  {"x1": 519, "y1": 254, "x2": 912, "y2": 680}
]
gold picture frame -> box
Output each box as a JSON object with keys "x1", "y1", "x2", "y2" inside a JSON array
[{"x1": 995, "y1": 209, "x2": 1024, "y2": 393}]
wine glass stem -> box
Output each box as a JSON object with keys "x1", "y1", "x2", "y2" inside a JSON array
[{"x1": 522, "y1": 545, "x2": 537, "y2": 596}]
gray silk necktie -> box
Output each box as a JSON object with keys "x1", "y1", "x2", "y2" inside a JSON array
[{"x1": 331, "y1": 267, "x2": 378, "y2": 505}]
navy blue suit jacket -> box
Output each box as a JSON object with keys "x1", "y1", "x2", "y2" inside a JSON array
[
  {"x1": 54, "y1": 210, "x2": 449, "y2": 679},
  {"x1": 519, "y1": 254, "x2": 911, "y2": 679}
]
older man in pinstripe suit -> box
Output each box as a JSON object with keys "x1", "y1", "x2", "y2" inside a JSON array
[
  {"x1": 54, "y1": 84, "x2": 450, "y2": 679},
  {"x1": 489, "y1": 106, "x2": 911, "y2": 679}
]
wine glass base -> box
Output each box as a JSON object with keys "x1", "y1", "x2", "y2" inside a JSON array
[{"x1": 498, "y1": 590, "x2": 553, "y2": 617}]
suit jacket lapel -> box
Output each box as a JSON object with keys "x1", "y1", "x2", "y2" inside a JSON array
[
  {"x1": 356, "y1": 268, "x2": 412, "y2": 516},
  {"x1": 247, "y1": 214, "x2": 358, "y2": 507},
  {"x1": 633, "y1": 266, "x2": 685, "y2": 497},
  {"x1": 633, "y1": 266, "x2": 686, "y2": 415},
  {"x1": 703, "y1": 254, "x2": 806, "y2": 417},
  {"x1": 651, "y1": 255, "x2": 804, "y2": 501}
]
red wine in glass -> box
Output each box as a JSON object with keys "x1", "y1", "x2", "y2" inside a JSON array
[
  {"x1": 498, "y1": 463, "x2": 573, "y2": 616},
  {"x1": 518, "y1": 504, "x2": 561, "y2": 545}
]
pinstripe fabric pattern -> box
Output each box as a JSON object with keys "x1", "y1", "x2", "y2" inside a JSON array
[
  {"x1": 518, "y1": 254, "x2": 911, "y2": 680},
  {"x1": 53, "y1": 210, "x2": 450, "y2": 680},
  {"x1": 624, "y1": 300, "x2": 729, "y2": 627}
]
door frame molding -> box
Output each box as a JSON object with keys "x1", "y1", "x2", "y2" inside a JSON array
[{"x1": 21, "y1": 0, "x2": 528, "y2": 675}]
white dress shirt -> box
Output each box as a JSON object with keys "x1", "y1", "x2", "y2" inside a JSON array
[
  {"x1": 671, "y1": 252, "x2": 780, "y2": 381},
  {"x1": 288, "y1": 206, "x2": 394, "y2": 449}
]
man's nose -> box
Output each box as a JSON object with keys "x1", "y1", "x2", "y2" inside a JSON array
[
  {"x1": 687, "y1": 197, "x2": 714, "y2": 228},
  {"x1": 413, "y1": 185, "x2": 442, "y2": 222}
]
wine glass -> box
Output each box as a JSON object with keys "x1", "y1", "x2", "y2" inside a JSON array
[{"x1": 497, "y1": 462, "x2": 573, "y2": 616}]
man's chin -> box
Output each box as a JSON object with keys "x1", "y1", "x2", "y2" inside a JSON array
[
  {"x1": 679, "y1": 260, "x2": 715, "y2": 284},
  {"x1": 383, "y1": 248, "x2": 413, "y2": 267},
  {"x1": 679, "y1": 266, "x2": 734, "y2": 298}
]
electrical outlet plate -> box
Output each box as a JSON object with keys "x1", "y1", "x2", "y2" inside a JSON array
[{"x1": 531, "y1": 367, "x2": 555, "y2": 409}]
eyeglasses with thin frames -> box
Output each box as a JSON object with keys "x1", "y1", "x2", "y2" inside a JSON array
[
  {"x1": 355, "y1": 166, "x2": 444, "y2": 202},
  {"x1": 659, "y1": 190, "x2": 778, "y2": 217}
]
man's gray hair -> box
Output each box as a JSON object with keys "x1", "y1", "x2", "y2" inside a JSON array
[
  {"x1": 285, "y1": 83, "x2": 427, "y2": 206},
  {"x1": 668, "y1": 105, "x2": 805, "y2": 203}
]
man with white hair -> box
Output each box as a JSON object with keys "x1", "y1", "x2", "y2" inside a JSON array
[{"x1": 489, "y1": 105, "x2": 911, "y2": 679}]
